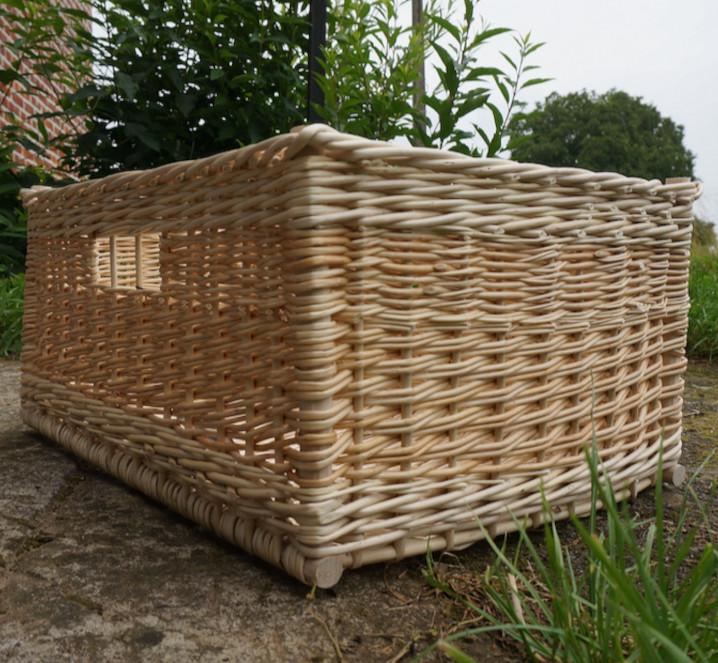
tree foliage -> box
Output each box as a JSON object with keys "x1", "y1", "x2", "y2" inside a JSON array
[
  {"x1": 693, "y1": 218, "x2": 718, "y2": 255},
  {"x1": 509, "y1": 89, "x2": 696, "y2": 181}
]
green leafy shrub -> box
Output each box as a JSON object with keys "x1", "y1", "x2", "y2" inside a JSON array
[
  {"x1": 422, "y1": 446, "x2": 718, "y2": 662},
  {"x1": 0, "y1": 155, "x2": 28, "y2": 278},
  {"x1": 316, "y1": 0, "x2": 547, "y2": 156},
  {"x1": 0, "y1": 272, "x2": 25, "y2": 357},
  {"x1": 0, "y1": 153, "x2": 40, "y2": 356},
  {"x1": 687, "y1": 255, "x2": 718, "y2": 361},
  {"x1": 63, "y1": 0, "x2": 309, "y2": 176},
  {"x1": 0, "y1": 147, "x2": 52, "y2": 277},
  {"x1": 0, "y1": 145, "x2": 68, "y2": 277},
  {"x1": 6, "y1": 0, "x2": 547, "y2": 173}
]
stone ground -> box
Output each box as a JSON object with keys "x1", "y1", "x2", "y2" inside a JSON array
[{"x1": 1, "y1": 358, "x2": 717, "y2": 663}]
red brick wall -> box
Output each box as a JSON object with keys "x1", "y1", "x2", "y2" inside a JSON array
[{"x1": 0, "y1": 0, "x2": 91, "y2": 171}]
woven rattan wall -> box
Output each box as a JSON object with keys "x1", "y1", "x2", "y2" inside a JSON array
[{"x1": 20, "y1": 125, "x2": 701, "y2": 587}]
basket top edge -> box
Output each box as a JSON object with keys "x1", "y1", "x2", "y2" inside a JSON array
[{"x1": 20, "y1": 123, "x2": 702, "y2": 206}]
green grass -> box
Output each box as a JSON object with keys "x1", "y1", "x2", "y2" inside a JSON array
[
  {"x1": 687, "y1": 254, "x2": 718, "y2": 361},
  {"x1": 420, "y1": 444, "x2": 718, "y2": 663},
  {"x1": 0, "y1": 272, "x2": 25, "y2": 357}
]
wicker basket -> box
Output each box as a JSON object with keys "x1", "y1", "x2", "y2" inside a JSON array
[{"x1": 20, "y1": 125, "x2": 700, "y2": 587}]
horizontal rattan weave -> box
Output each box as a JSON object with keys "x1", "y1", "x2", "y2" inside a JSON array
[{"x1": 20, "y1": 124, "x2": 700, "y2": 586}]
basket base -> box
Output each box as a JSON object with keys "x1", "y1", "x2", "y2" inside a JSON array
[{"x1": 20, "y1": 372, "x2": 683, "y2": 587}]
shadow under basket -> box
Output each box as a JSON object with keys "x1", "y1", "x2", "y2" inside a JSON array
[{"x1": 20, "y1": 125, "x2": 700, "y2": 587}]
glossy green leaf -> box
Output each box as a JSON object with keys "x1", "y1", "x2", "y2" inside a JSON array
[
  {"x1": 521, "y1": 77, "x2": 553, "y2": 89},
  {"x1": 114, "y1": 71, "x2": 138, "y2": 100}
]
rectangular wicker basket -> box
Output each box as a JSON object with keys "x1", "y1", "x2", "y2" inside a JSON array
[{"x1": 20, "y1": 125, "x2": 700, "y2": 587}]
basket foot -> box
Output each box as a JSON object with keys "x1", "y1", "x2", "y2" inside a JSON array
[
  {"x1": 304, "y1": 556, "x2": 345, "y2": 588},
  {"x1": 663, "y1": 464, "x2": 686, "y2": 487}
]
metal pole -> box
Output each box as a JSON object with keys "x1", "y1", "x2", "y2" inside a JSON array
[
  {"x1": 308, "y1": 0, "x2": 326, "y2": 123},
  {"x1": 412, "y1": 0, "x2": 426, "y2": 137}
]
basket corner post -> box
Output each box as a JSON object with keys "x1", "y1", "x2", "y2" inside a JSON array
[{"x1": 283, "y1": 216, "x2": 350, "y2": 485}]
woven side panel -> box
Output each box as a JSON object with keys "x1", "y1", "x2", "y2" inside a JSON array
[{"x1": 21, "y1": 159, "x2": 307, "y2": 493}]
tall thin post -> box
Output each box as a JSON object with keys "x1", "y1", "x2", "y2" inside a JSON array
[
  {"x1": 308, "y1": 0, "x2": 326, "y2": 123},
  {"x1": 412, "y1": 0, "x2": 426, "y2": 138}
]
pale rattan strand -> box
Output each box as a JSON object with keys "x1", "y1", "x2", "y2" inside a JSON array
[{"x1": 20, "y1": 125, "x2": 700, "y2": 587}]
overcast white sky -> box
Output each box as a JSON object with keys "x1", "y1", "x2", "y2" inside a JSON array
[{"x1": 474, "y1": 0, "x2": 716, "y2": 224}]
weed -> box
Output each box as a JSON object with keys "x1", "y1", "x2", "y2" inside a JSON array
[{"x1": 421, "y1": 446, "x2": 718, "y2": 662}]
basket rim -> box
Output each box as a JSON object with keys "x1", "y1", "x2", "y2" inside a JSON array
[{"x1": 20, "y1": 124, "x2": 701, "y2": 207}]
